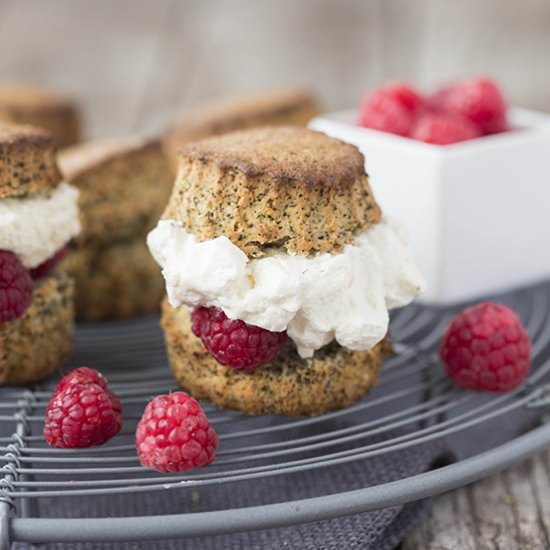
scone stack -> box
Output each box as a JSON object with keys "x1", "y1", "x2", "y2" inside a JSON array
[
  {"x1": 148, "y1": 127, "x2": 424, "y2": 416},
  {"x1": 0, "y1": 123, "x2": 80, "y2": 384},
  {"x1": 58, "y1": 137, "x2": 173, "y2": 320}
]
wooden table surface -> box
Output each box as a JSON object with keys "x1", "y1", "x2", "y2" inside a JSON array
[{"x1": 2, "y1": 1, "x2": 550, "y2": 548}]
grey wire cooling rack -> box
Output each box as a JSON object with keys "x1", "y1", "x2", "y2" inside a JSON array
[{"x1": 1, "y1": 280, "x2": 550, "y2": 548}]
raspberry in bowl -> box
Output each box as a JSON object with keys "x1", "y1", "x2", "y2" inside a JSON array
[
  {"x1": 310, "y1": 78, "x2": 550, "y2": 303},
  {"x1": 0, "y1": 122, "x2": 80, "y2": 385},
  {"x1": 147, "y1": 126, "x2": 424, "y2": 416}
]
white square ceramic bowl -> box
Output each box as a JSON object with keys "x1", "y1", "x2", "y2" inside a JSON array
[{"x1": 310, "y1": 108, "x2": 550, "y2": 304}]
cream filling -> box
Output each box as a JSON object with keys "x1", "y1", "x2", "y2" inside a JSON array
[
  {"x1": 147, "y1": 217, "x2": 425, "y2": 358},
  {"x1": 0, "y1": 182, "x2": 81, "y2": 268}
]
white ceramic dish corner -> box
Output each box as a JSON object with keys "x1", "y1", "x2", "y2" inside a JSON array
[{"x1": 310, "y1": 108, "x2": 550, "y2": 304}]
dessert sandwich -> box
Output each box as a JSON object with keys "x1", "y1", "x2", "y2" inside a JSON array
[
  {"x1": 148, "y1": 126, "x2": 424, "y2": 416},
  {"x1": 0, "y1": 123, "x2": 80, "y2": 384},
  {"x1": 163, "y1": 87, "x2": 318, "y2": 174},
  {"x1": 0, "y1": 84, "x2": 81, "y2": 148},
  {"x1": 58, "y1": 137, "x2": 173, "y2": 321}
]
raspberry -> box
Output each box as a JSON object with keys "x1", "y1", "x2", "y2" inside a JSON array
[
  {"x1": 0, "y1": 250, "x2": 33, "y2": 324},
  {"x1": 440, "y1": 302, "x2": 531, "y2": 392},
  {"x1": 411, "y1": 113, "x2": 480, "y2": 144},
  {"x1": 358, "y1": 82, "x2": 425, "y2": 136},
  {"x1": 191, "y1": 306, "x2": 287, "y2": 372},
  {"x1": 44, "y1": 383, "x2": 122, "y2": 448},
  {"x1": 29, "y1": 245, "x2": 69, "y2": 280},
  {"x1": 136, "y1": 392, "x2": 219, "y2": 473},
  {"x1": 429, "y1": 78, "x2": 507, "y2": 134},
  {"x1": 56, "y1": 367, "x2": 108, "y2": 393}
]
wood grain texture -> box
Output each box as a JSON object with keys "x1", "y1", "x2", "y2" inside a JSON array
[{"x1": 0, "y1": 1, "x2": 549, "y2": 547}]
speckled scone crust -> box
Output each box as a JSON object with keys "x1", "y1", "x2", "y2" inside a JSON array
[
  {"x1": 0, "y1": 84, "x2": 81, "y2": 148},
  {"x1": 0, "y1": 273, "x2": 73, "y2": 385},
  {"x1": 61, "y1": 238, "x2": 165, "y2": 321},
  {"x1": 0, "y1": 122, "x2": 61, "y2": 199},
  {"x1": 59, "y1": 137, "x2": 173, "y2": 246},
  {"x1": 162, "y1": 300, "x2": 390, "y2": 416},
  {"x1": 164, "y1": 126, "x2": 381, "y2": 257},
  {"x1": 163, "y1": 88, "x2": 319, "y2": 172}
]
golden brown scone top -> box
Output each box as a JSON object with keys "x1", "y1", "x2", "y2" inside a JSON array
[
  {"x1": 164, "y1": 126, "x2": 381, "y2": 257},
  {"x1": 163, "y1": 87, "x2": 318, "y2": 172},
  {"x1": 0, "y1": 84, "x2": 81, "y2": 148},
  {"x1": 183, "y1": 125, "x2": 364, "y2": 187},
  {"x1": 59, "y1": 136, "x2": 173, "y2": 246},
  {"x1": 0, "y1": 122, "x2": 61, "y2": 199}
]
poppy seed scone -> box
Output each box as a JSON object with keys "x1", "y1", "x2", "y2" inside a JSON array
[
  {"x1": 0, "y1": 273, "x2": 74, "y2": 385},
  {"x1": 60, "y1": 239, "x2": 165, "y2": 321},
  {"x1": 58, "y1": 137, "x2": 173, "y2": 320},
  {"x1": 164, "y1": 126, "x2": 381, "y2": 257},
  {"x1": 148, "y1": 126, "x2": 425, "y2": 416},
  {"x1": 60, "y1": 137, "x2": 173, "y2": 247},
  {"x1": 0, "y1": 84, "x2": 81, "y2": 148},
  {"x1": 0, "y1": 123, "x2": 80, "y2": 385},
  {"x1": 163, "y1": 88, "x2": 318, "y2": 173},
  {"x1": 0, "y1": 122, "x2": 62, "y2": 199}
]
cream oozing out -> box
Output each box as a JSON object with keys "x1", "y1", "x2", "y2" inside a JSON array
[
  {"x1": 147, "y1": 217, "x2": 425, "y2": 358},
  {"x1": 0, "y1": 182, "x2": 81, "y2": 268}
]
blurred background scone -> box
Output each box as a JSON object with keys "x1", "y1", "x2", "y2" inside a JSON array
[
  {"x1": 148, "y1": 126, "x2": 424, "y2": 416},
  {"x1": 0, "y1": 84, "x2": 81, "y2": 148},
  {"x1": 58, "y1": 137, "x2": 173, "y2": 321},
  {"x1": 0, "y1": 122, "x2": 80, "y2": 384},
  {"x1": 163, "y1": 87, "x2": 319, "y2": 173}
]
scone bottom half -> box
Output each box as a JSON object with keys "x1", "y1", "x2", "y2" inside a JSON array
[
  {"x1": 162, "y1": 300, "x2": 392, "y2": 417},
  {"x1": 0, "y1": 272, "x2": 74, "y2": 386}
]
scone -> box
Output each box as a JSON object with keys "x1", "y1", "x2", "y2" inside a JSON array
[
  {"x1": 163, "y1": 88, "x2": 318, "y2": 173},
  {"x1": 62, "y1": 239, "x2": 164, "y2": 321},
  {"x1": 0, "y1": 84, "x2": 81, "y2": 148},
  {"x1": 148, "y1": 127, "x2": 425, "y2": 416},
  {"x1": 0, "y1": 122, "x2": 80, "y2": 385},
  {"x1": 58, "y1": 137, "x2": 173, "y2": 321}
]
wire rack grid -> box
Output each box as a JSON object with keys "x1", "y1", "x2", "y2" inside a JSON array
[{"x1": 1, "y1": 280, "x2": 550, "y2": 547}]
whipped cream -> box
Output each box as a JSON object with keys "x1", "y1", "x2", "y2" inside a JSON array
[
  {"x1": 148, "y1": 218, "x2": 425, "y2": 358},
  {"x1": 0, "y1": 183, "x2": 80, "y2": 268}
]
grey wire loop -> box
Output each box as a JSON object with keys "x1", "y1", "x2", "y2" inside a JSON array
[
  {"x1": 10, "y1": 434, "x2": 24, "y2": 448},
  {"x1": 2, "y1": 450, "x2": 21, "y2": 471}
]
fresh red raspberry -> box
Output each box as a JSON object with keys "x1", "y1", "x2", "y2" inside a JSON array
[
  {"x1": 56, "y1": 367, "x2": 108, "y2": 393},
  {"x1": 411, "y1": 113, "x2": 481, "y2": 144},
  {"x1": 136, "y1": 392, "x2": 219, "y2": 473},
  {"x1": 44, "y1": 383, "x2": 122, "y2": 448},
  {"x1": 0, "y1": 250, "x2": 33, "y2": 324},
  {"x1": 358, "y1": 83, "x2": 425, "y2": 136},
  {"x1": 382, "y1": 83, "x2": 426, "y2": 112},
  {"x1": 191, "y1": 306, "x2": 287, "y2": 372},
  {"x1": 440, "y1": 302, "x2": 531, "y2": 392},
  {"x1": 429, "y1": 78, "x2": 508, "y2": 134},
  {"x1": 29, "y1": 245, "x2": 69, "y2": 280}
]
